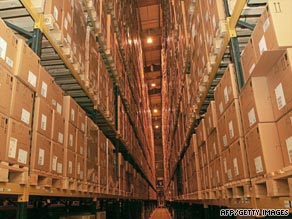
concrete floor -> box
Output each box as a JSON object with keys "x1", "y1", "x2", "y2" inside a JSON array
[{"x1": 150, "y1": 208, "x2": 172, "y2": 219}]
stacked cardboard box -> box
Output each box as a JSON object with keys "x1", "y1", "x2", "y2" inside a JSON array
[{"x1": 98, "y1": 130, "x2": 108, "y2": 192}]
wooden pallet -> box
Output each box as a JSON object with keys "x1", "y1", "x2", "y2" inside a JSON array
[
  {"x1": 86, "y1": 182, "x2": 99, "y2": 194},
  {"x1": 29, "y1": 170, "x2": 58, "y2": 188},
  {"x1": 62, "y1": 177, "x2": 77, "y2": 191},
  {"x1": 99, "y1": 185, "x2": 107, "y2": 194},
  {"x1": 224, "y1": 179, "x2": 252, "y2": 199},
  {"x1": 0, "y1": 162, "x2": 28, "y2": 184}
]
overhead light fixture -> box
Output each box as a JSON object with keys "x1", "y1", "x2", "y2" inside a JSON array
[
  {"x1": 155, "y1": 125, "x2": 159, "y2": 129},
  {"x1": 147, "y1": 37, "x2": 153, "y2": 44},
  {"x1": 153, "y1": 109, "x2": 158, "y2": 113},
  {"x1": 151, "y1": 83, "x2": 156, "y2": 87}
]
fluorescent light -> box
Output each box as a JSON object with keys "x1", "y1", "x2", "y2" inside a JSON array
[
  {"x1": 151, "y1": 83, "x2": 156, "y2": 87},
  {"x1": 155, "y1": 125, "x2": 159, "y2": 129},
  {"x1": 153, "y1": 109, "x2": 158, "y2": 113},
  {"x1": 147, "y1": 37, "x2": 153, "y2": 44}
]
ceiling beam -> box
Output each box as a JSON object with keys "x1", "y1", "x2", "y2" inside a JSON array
[{"x1": 137, "y1": 0, "x2": 161, "y2": 8}]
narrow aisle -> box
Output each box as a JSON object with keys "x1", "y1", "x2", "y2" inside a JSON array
[{"x1": 149, "y1": 208, "x2": 172, "y2": 219}]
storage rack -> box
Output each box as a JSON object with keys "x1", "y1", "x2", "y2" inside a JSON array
[{"x1": 0, "y1": 0, "x2": 157, "y2": 217}]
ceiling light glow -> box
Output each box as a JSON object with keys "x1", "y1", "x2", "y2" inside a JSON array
[{"x1": 147, "y1": 37, "x2": 153, "y2": 44}]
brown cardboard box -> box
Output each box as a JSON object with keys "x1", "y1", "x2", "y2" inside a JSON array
[
  {"x1": 77, "y1": 106, "x2": 86, "y2": 133},
  {"x1": 204, "y1": 101, "x2": 217, "y2": 136},
  {"x1": 76, "y1": 154, "x2": 85, "y2": 180},
  {"x1": 239, "y1": 77, "x2": 275, "y2": 135},
  {"x1": 0, "y1": 19, "x2": 19, "y2": 74},
  {"x1": 0, "y1": 67, "x2": 13, "y2": 115},
  {"x1": 64, "y1": 148, "x2": 76, "y2": 178},
  {"x1": 62, "y1": 0, "x2": 74, "y2": 46},
  {"x1": 208, "y1": 0, "x2": 226, "y2": 37},
  {"x1": 241, "y1": 38, "x2": 257, "y2": 82},
  {"x1": 229, "y1": 138, "x2": 249, "y2": 182},
  {"x1": 267, "y1": 48, "x2": 292, "y2": 121},
  {"x1": 97, "y1": 59, "x2": 108, "y2": 113},
  {"x1": 245, "y1": 123, "x2": 283, "y2": 178},
  {"x1": 86, "y1": 116, "x2": 98, "y2": 141},
  {"x1": 10, "y1": 78, "x2": 34, "y2": 127},
  {"x1": 224, "y1": 99, "x2": 244, "y2": 145},
  {"x1": 14, "y1": 39, "x2": 40, "y2": 91},
  {"x1": 64, "y1": 121, "x2": 76, "y2": 151},
  {"x1": 206, "y1": 129, "x2": 220, "y2": 162},
  {"x1": 51, "y1": 110, "x2": 65, "y2": 145},
  {"x1": 44, "y1": 0, "x2": 64, "y2": 31},
  {"x1": 76, "y1": 129, "x2": 85, "y2": 156},
  {"x1": 51, "y1": 141, "x2": 64, "y2": 175},
  {"x1": 251, "y1": 0, "x2": 292, "y2": 60},
  {"x1": 99, "y1": 130, "x2": 108, "y2": 155},
  {"x1": 0, "y1": 113, "x2": 9, "y2": 162},
  {"x1": 221, "y1": 146, "x2": 232, "y2": 183},
  {"x1": 196, "y1": 119, "x2": 207, "y2": 147},
  {"x1": 87, "y1": 160, "x2": 98, "y2": 184},
  {"x1": 31, "y1": 132, "x2": 51, "y2": 171},
  {"x1": 51, "y1": 82, "x2": 63, "y2": 115},
  {"x1": 209, "y1": 157, "x2": 223, "y2": 188},
  {"x1": 63, "y1": 96, "x2": 78, "y2": 127},
  {"x1": 276, "y1": 110, "x2": 292, "y2": 168},
  {"x1": 217, "y1": 113, "x2": 228, "y2": 151},
  {"x1": 33, "y1": 97, "x2": 53, "y2": 139},
  {"x1": 7, "y1": 118, "x2": 30, "y2": 166}
]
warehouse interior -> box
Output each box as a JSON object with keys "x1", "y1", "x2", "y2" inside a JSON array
[{"x1": 1, "y1": 0, "x2": 292, "y2": 218}]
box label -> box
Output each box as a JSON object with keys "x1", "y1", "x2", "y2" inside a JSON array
[
  {"x1": 52, "y1": 155, "x2": 57, "y2": 171},
  {"x1": 0, "y1": 37, "x2": 7, "y2": 59},
  {"x1": 248, "y1": 108, "x2": 257, "y2": 127},
  {"x1": 212, "y1": 15, "x2": 216, "y2": 31},
  {"x1": 263, "y1": 18, "x2": 270, "y2": 33},
  {"x1": 227, "y1": 169, "x2": 232, "y2": 181},
  {"x1": 219, "y1": 102, "x2": 223, "y2": 114},
  {"x1": 8, "y1": 137, "x2": 18, "y2": 159},
  {"x1": 77, "y1": 162, "x2": 80, "y2": 174},
  {"x1": 80, "y1": 146, "x2": 83, "y2": 155},
  {"x1": 28, "y1": 71, "x2": 37, "y2": 88},
  {"x1": 285, "y1": 136, "x2": 292, "y2": 163},
  {"x1": 58, "y1": 132, "x2": 64, "y2": 144},
  {"x1": 6, "y1": 57, "x2": 13, "y2": 68},
  {"x1": 68, "y1": 161, "x2": 73, "y2": 174},
  {"x1": 224, "y1": 86, "x2": 229, "y2": 104},
  {"x1": 213, "y1": 142, "x2": 217, "y2": 155},
  {"x1": 38, "y1": 148, "x2": 45, "y2": 166},
  {"x1": 223, "y1": 158, "x2": 227, "y2": 173},
  {"x1": 57, "y1": 162, "x2": 63, "y2": 174},
  {"x1": 80, "y1": 170, "x2": 83, "y2": 179},
  {"x1": 69, "y1": 134, "x2": 73, "y2": 147},
  {"x1": 81, "y1": 123, "x2": 85, "y2": 132},
  {"x1": 41, "y1": 114, "x2": 47, "y2": 131},
  {"x1": 56, "y1": 103, "x2": 62, "y2": 114},
  {"x1": 223, "y1": 134, "x2": 227, "y2": 147},
  {"x1": 41, "y1": 81, "x2": 48, "y2": 98},
  {"x1": 233, "y1": 158, "x2": 239, "y2": 176},
  {"x1": 64, "y1": 17, "x2": 68, "y2": 30},
  {"x1": 259, "y1": 35, "x2": 267, "y2": 55},
  {"x1": 53, "y1": 6, "x2": 58, "y2": 21},
  {"x1": 71, "y1": 109, "x2": 75, "y2": 122},
  {"x1": 254, "y1": 156, "x2": 263, "y2": 173},
  {"x1": 228, "y1": 121, "x2": 234, "y2": 139},
  {"x1": 18, "y1": 149, "x2": 27, "y2": 164},
  {"x1": 21, "y1": 109, "x2": 30, "y2": 125},
  {"x1": 249, "y1": 63, "x2": 255, "y2": 75},
  {"x1": 275, "y1": 83, "x2": 286, "y2": 110},
  {"x1": 216, "y1": 170, "x2": 220, "y2": 183}
]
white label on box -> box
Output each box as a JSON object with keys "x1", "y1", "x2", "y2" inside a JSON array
[
  {"x1": 57, "y1": 163, "x2": 63, "y2": 174},
  {"x1": 227, "y1": 169, "x2": 232, "y2": 181},
  {"x1": 28, "y1": 71, "x2": 37, "y2": 88},
  {"x1": 205, "y1": 11, "x2": 209, "y2": 22},
  {"x1": 275, "y1": 83, "x2": 286, "y2": 110},
  {"x1": 21, "y1": 109, "x2": 30, "y2": 125},
  {"x1": 213, "y1": 142, "x2": 217, "y2": 155},
  {"x1": 52, "y1": 99, "x2": 57, "y2": 106},
  {"x1": 6, "y1": 57, "x2": 13, "y2": 68},
  {"x1": 223, "y1": 158, "x2": 227, "y2": 173},
  {"x1": 249, "y1": 63, "x2": 255, "y2": 75},
  {"x1": 0, "y1": 37, "x2": 7, "y2": 59},
  {"x1": 81, "y1": 123, "x2": 85, "y2": 132},
  {"x1": 254, "y1": 156, "x2": 263, "y2": 173},
  {"x1": 68, "y1": 161, "x2": 73, "y2": 174},
  {"x1": 248, "y1": 108, "x2": 257, "y2": 127},
  {"x1": 38, "y1": 148, "x2": 45, "y2": 166},
  {"x1": 233, "y1": 158, "x2": 239, "y2": 176},
  {"x1": 56, "y1": 103, "x2": 62, "y2": 114},
  {"x1": 53, "y1": 6, "x2": 58, "y2": 21},
  {"x1": 8, "y1": 137, "x2": 18, "y2": 159},
  {"x1": 64, "y1": 18, "x2": 68, "y2": 30},
  {"x1": 219, "y1": 102, "x2": 223, "y2": 114},
  {"x1": 69, "y1": 134, "x2": 73, "y2": 147},
  {"x1": 216, "y1": 170, "x2": 220, "y2": 183},
  {"x1": 52, "y1": 155, "x2": 57, "y2": 171},
  {"x1": 228, "y1": 121, "x2": 234, "y2": 139},
  {"x1": 66, "y1": 34, "x2": 71, "y2": 44},
  {"x1": 41, "y1": 114, "x2": 47, "y2": 131},
  {"x1": 67, "y1": 13, "x2": 71, "y2": 24},
  {"x1": 71, "y1": 109, "x2": 75, "y2": 122},
  {"x1": 208, "y1": 117, "x2": 212, "y2": 129},
  {"x1": 80, "y1": 146, "x2": 83, "y2": 155},
  {"x1": 224, "y1": 86, "x2": 229, "y2": 104},
  {"x1": 80, "y1": 170, "x2": 83, "y2": 179},
  {"x1": 77, "y1": 162, "x2": 80, "y2": 174},
  {"x1": 259, "y1": 36, "x2": 267, "y2": 55},
  {"x1": 263, "y1": 18, "x2": 270, "y2": 33},
  {"x1": 223, "y1": 135, "x2": 227, "y2": 147},
  {"x1": 285, "y1": 136, "x2": 292, "y2": 163},
  {"x1": 18, "y1": 149, "x2": 27, "y2": 164},
  {"x1": 41, "y1": 81, "x2": 48, "y2": 98},
  {"x1": 58, "y1": 132, "x2": 64, "y2": 144},
  {"x1": 212, "y1": 15, "x2": 216, "y2": 31}
]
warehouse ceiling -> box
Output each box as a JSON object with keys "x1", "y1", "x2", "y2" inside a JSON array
[{"x1": 137, "y1": 0, "x2": 164, "y2": 183}]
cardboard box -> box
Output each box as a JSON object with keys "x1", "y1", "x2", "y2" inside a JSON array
[
  {"x1": 267, "y1": 48, "x2": 292, "y2": 121},
  {"x1": 44, "y1": 0, "x2": 64, "y2": 31},
  {"x1": 209, "y1": 157, "x2": 223, "y2": 188},
  {"x1": 217, "y1": 113, "x2": 228, "y2": 151},
  {"x1": 276, "y1": 110, "x2": 292, "y2": 168},
  {"x1": 31, "y1": 132, "x2": 51, "y2": 172},
  {"x1": 51, "y1": 141, "x2": 64, "y2": 175},
  {"x1": 241, "y1": 38, "x2": 257, "y2": 82},
  {"x1": 76, "y1": 154, "x2": 85, "y2": 180},
  {"x1": 51, "y1": 110, "x2": 65, "y2": 145},
  {"x1": 7, "y1": 118, "x2": 30, "y2": 166},
  {"x1": 97, "y1": 57, "x2": 108, "y2": 113},
  {"x1": 64, "y1": 121, "x2": 76, "y2": 151},
  {"x1": 63, "y1": 96, "x2": 78, "y2": 127},
  {"x1": 208, "y1": 0, "x2": 226, "y2": 37},
  {"x1": 33, "y1": 97, "x2": 53, "y2": 139},
  {"x1": 0, "y1": 19, "x2": 19, "y2": 74},
  {"x1": 0, "y1": 67, "x2": 13, "y2": 115},
  {"x1": 196, "y1": 119, "x2": 207, "y2": 147},
  {"x1": 87, "y1": 160, "x2": 98, "y2": 184},
  {"x1": 245, "y1": 123, "x2": 283, "y2": 178},
  {"x1": 76, "y1": 129, "x2": 85, "y2": 156},
  {"x1": 62, "y1": 0, "x2": 74, "y2": 46},
  {"x1": 51, "y1": 82, "x2": 63, "y2": 115},
  {"x1": 251, "y1": 0, "x2": 292, "y2": 60},
  {"x1": 224, "y1": 99, "x2": 244, "y2": 145},
  {"x1": 239, "y1": 77, "x2": 275, "y2": 134},
  {"x1": 14, "y1": 39, "x2": 40, "y2": 91},
  {"x1": 10, "y1": 78, "x2": 34, "y2": 127},
  {"x1": 204, "y1": 101, "x2": 217, "y2": 136},
  {"x1": 214, "y1": 64, "x2": 238, "y2": 118},
  {"x1": 86, "y1": 116, "x2": 98, "y2": 141},
  {"x1": 64, "y1": 148, "x2": 76, "y2": 178},
  {"x1": 77, "y1": 106, "x2": 86, "y2": 133},
  {"x1": 206, "y1": 129, "x2": 220, "y2": 162},
  {"x1": 0, "y1": 113, "x2": 9, "y2": 162}
]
